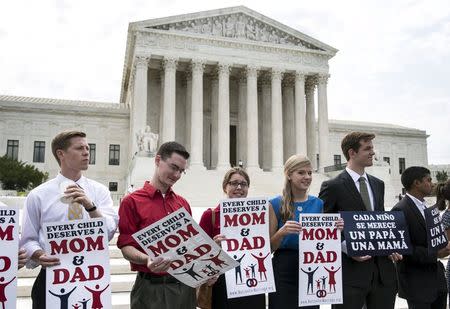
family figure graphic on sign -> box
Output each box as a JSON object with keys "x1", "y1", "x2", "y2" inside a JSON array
[
  {"x1": 0, "y1": 276, "x2": 15, "y2": 309},
  {"x1": 233, "y1": 251, "x2": 270, "y2": 288},
  {"x1": 49, "y1": 284, "x2": 109, "y2": 309},
  {"x1": 301, "y1": 266, "x2": 341, "y2": 298},
  {"x1": 174, "y1": 250, "x2": 229, "y2": 281}
]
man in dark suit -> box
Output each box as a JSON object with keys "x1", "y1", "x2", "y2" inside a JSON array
[
  {"x1": 319, "y1": 131, "x2": 401, "y2": 309},
  {"x1": 392, "y1": 166, "x2": 449, "y2": 309}
]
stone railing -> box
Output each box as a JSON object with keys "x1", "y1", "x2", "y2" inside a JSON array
[{"x1": 323, "y1": 163, "x2": 346, "y2": 173}]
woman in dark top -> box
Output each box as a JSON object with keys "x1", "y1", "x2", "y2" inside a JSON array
[{"x1": 199, "y1": 167, "x2": 265, "y2": 309}]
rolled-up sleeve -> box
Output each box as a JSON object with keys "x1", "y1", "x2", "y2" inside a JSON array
[{"x1": 19, "y1": 192, "x2": 43, "y2": 269}]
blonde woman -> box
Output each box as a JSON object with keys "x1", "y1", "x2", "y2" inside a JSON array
[{"x1": 268, "y1": 155, "x2": 341, "y2": 309}]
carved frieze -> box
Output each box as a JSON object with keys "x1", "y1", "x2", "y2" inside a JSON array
[
  {"x1": 135, "y1": 31, "x2": 328, "y2": 69},
  {"x1": 145, "y1": 13, "x2": 323, "y2": 51}
]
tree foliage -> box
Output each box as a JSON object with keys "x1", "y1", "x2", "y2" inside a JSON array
[
  {"x1": 436, "y1": 170, "x2": 448, "y2": 183},
  {"x1": 0, "y1": 155, "x2": 48, "y2": 191}
]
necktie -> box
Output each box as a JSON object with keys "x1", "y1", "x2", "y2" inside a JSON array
[
  {"x1": 68, "y1": 202, "x2": 83, "y2": 220},
  {"x1": 358, "y1": 177, "x2": 372, "y2": 211}
]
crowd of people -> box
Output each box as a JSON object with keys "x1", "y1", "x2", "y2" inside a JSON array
[{"x1": 11, "y1": 129, "x2": 450, "y2": 309}]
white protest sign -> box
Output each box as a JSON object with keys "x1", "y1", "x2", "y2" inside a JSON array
[
  {"x1": 299, "y1": 214, "x2": 342, "y2": 307},
  {"x1": 133, "y1": 208, "x2": 238, "y2": 288},
  {"x1": 44, "y1": 218, "x2": 111, "y2": 309},
  {"x1": 220, "y1": 197, "x2": 275, "y2": 298},
  {"x1": 0, "y1": 206, "x2": 19, "y2": 309}
]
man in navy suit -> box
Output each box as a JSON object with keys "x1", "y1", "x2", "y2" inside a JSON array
[
  {"x1": 392, "y1": 166, "x2": 449, "y2": 309},
  {"x1": 319, "y1": 131, "x2": 401, "y2": 309}
]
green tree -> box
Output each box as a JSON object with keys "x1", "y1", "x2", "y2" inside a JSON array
[
  {"x1": 436, "y1": 170, "x2": 448, "y2": 183},
  {"x1": 0, "y1": 155, "x2": 48, "y2": 191}
]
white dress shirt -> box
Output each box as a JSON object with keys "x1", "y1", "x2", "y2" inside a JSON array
[
  {"x1": 346, "y1": 167, "x2": 375, "y2": 211},
  {"x1": 19, "y1": 173, "x2": 119, "y2": 268},
  {"x1": 405, "y1": 193, "x2": 427, "y2": 218}
]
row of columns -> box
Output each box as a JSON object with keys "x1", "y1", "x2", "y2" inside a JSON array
[{"x1": 131, "y1": 56, "x2": 331, "y2": 171}]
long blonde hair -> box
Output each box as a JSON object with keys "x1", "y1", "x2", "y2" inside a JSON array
[{"x1": 280, "y1": 154, "x2": 312, "y2": 222}]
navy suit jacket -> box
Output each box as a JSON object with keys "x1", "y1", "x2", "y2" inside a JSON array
[
  {"x1": 319, "y1": 170, "x2": 396, "y2": 288},
  {"x1": 391, "y1": 195, "x2": 447, "y2": 303}
]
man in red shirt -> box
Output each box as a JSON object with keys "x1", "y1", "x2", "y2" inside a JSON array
[{"x1": 117, "y1": 141, "x2": 195, "y2": 309}]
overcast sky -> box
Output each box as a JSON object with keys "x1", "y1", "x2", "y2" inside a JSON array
[{"x1": 1, "y1": 0, "x2": 449, "y2": 164}]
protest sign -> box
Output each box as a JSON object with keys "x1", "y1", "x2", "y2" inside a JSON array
[
  {"x1": 298, "y1": 214, "x2": 342, "y2": 307},
  {"x1": 220, "y1": 197, "x2": 275, "y2": 298},
  {"x1": 133, "y1": 208, "x2": 238, "y2": 288},
  {"x1": 340, "y1": 211, "x2": 411, "y2": 256},
  {"x1": 424, "y1": 205, "x2": 448, "y2": 253},
  {"x1": 0, "y1": 206, "x2": 19, "y2": 309},
  {"x1": 44, "y1": 218, "x2": 111, "y2": 309}
]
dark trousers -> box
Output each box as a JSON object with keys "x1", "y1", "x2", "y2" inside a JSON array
[
  {"x1": 331, "y1": 263, "x2": 396, "y2": 309},
  {"x1": 31, "y1": 268, "x2": 46, "y2": 309},
  {"x1": 407, "y1": 291, "x2": 447, "y2": 309},
  {"x1": 130, "y1": 272, "x2": 196, "y2": 309},
  {"x1": 269, "y1": 249, "x2": 319, "y2": 309}
]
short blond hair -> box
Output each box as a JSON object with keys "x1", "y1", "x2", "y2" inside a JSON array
[{"x1": 51, "y1": 130, "x2": 86, "y2": 166}]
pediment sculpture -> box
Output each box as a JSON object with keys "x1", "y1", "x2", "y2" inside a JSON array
[{"x1": 146, "y1": 13, "x2": 323, "y2": 51}]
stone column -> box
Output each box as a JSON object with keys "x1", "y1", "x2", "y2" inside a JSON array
[
  {"x1": 283, "y1": 75, "x2": 295, "y2": 160},
  {"x1": 305, "y1": 77, "x2": 317, "y2": 169},
  {"x1": 132, "y1": 56, "x2": 149, "y2": 154},
  {"x1": 159, "y1": 71, "x2": 164, "y2": 144},
  {"x1": 161, "y1": 57, "x2": 178, "y2": 142},
  {"x1": 317, "y1": 74, "x2": 331, "y2": 171},
  {"x1": 184, "y1": 72, "x2": 192, "y2": 151},
  {"x1": 271, "y1": 68, "x2": 284, "y2": 172},
  {"x1": 246, "y1": 65, "x2": 261, "y2": 171},
  {"x1": 216, "y1": 63, "x2": 231, "y2": 170},
  {"x1": 295, "y1": 72, "x2": 307, "y2": 155},
  {"x1": 190, "y1": 59, "x2": 206, "y2": 169},
  {"x1": 210, "y1": 73, "x2": 219, "y2": 169},
  {"x1": 261, "y1": 75, "x2": 272, "y2": 170},
  {"x1": 237, "y1": 73, "x2": 247, "y2": 165}
]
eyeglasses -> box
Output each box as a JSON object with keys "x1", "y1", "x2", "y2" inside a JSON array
[
  {"x1": 163, "y1": 160, "x2": 186, "y2": 175},
  {"x1": 227, "y1": 181, "x2": 248, "y2": 188}
]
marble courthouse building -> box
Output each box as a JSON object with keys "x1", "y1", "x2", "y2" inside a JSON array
[{"x1": 0, "y1": 7, "x2": 428, "y2": 205}]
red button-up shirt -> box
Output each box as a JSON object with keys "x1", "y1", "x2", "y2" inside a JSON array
[
  {"x1": 117, "y1": 181, "x2": 192, "y2": 273},
  {"x1": 199, "y1": 205, "x2": 221, "y2": 238}
]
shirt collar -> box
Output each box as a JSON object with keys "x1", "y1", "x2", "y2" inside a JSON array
[
  {"x1": 143, "y1": 181, "x2": 173, "y2": 198},
  {"x1": 406, "y1": 193, "x2": 427, "y2": 208},
  {"x1": 56, "y1": 173, "x2": 86, "y2": 187},
  {"x1": 346, "y1": 167, "x2": 368, "y2": 183}
]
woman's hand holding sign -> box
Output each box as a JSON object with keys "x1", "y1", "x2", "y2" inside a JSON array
[{"x1": 279, "y1": 220, "x2": 302, "y2": 236}]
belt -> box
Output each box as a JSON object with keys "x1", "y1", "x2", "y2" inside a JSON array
[{"x1": 138, "y1": 272, "x2": 180, "y2": 284}]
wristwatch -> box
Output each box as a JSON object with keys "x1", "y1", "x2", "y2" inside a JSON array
[{"x1": 86, "y1": 202, "x2": 97, "y2": 212}]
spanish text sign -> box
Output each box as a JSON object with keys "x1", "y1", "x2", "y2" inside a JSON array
[
  {"x1": 424, "y1": 205, "x2": 448, "y2": 253},
  {"x1": 220, "y1": 197, "x2": 275, "y2": 298},
  {"x1": 0, "y1": 206, "x2": 19, "y2": 309},
  {"x1": 340, "y1": 211, "x2": 412, "y2": 256},
  {"x1": 44, "y1": 218, "x2": 111, "y2": 309},
  {"x1": 299, "y1": 214, "x2": 342, "y2": 307},
  {"x1": 133, "y1": 208, "x2": 238, "y2": 288}
]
